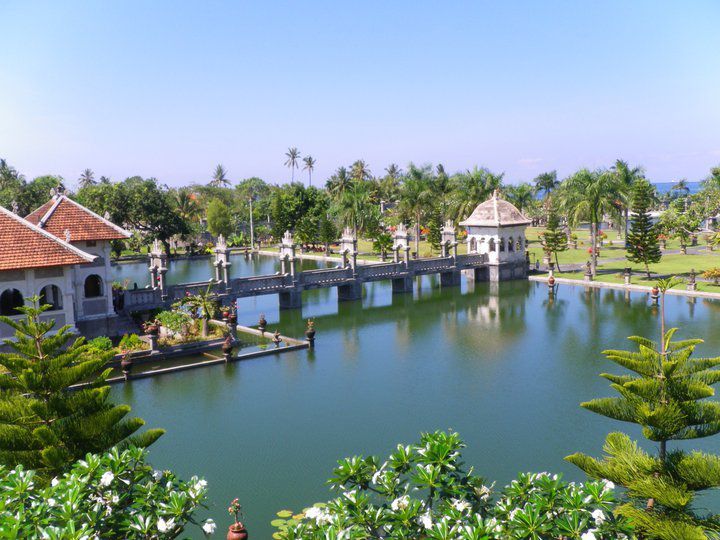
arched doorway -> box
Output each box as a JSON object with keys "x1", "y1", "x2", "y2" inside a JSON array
[
  {"x1": 0, "y1": 288, "x2": 24, "y2": 316},
  {"x1": 84, "y1": 275, "x2": 103, "y2": 298},
  {"x1": 39, "y1": 284, "x2": 63, "y2": 311}
]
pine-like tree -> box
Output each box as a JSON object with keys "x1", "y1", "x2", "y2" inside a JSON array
[
  {"x1": 627, "y1": 178, "x2": 662, "y2": 278},
  {"x1": 566, "y1": 277, "x2": 720, "y2": 539},
  {"x1": 0, "y1": 300, "x2": 164, "y2": 479},
  {"x1": 540, "y1": 197, "x2": 567, "y2": 271}
]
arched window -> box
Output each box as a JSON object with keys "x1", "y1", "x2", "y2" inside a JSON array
[
  {"x1": 39, "y1": 284, "x2": 63, "y2": 311},
  {"x1": 469, "y1": 237, "x2": 477, "y2": 253},
  {"x1": 489, "y1": 238, "x2": 496, "y2": 252},
  {"x1": 508, "y1": 236, "x2": 515, "y2": 252},
  {"x1": 0, "y1": 288, "x2": 24, "y2": 316},
  {"x1": 84, "y1": 275, "x2": 103, "y2": 298},
  {"x1": 499, "y1": 237, "x2": 506, "y2": 252}
]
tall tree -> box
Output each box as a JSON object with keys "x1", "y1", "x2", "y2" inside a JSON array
[
  {"x1": 626, "y1": 179, "x2": 662, "y2": 277},
  {"x1": 284, "y1": 147, "x2": 300, "y2": 182},
  {"x1": 612, "y1": 159, "x2": 645, "y2": 239},
  {"x1": 449, "y1": 166, "x2": 504, "y2": 222},
  {"x1": 326, "y1": 167, "x2": 352, "y2": 200},
  {"x1": 533, "y1": 170, "x2": 559, "y2": 198},
  {"x1": 505, "y1": 183, "x2": 535, "y2": 214},
  {"x1": 334, "y1": 180, "x2": 378, "y2": 238},
  {"x1": 540, "y1": 197, "x2": 568, "y2": 270},
  {"x1": 206, "y1": 198, "x2": 234, "y2": 239},
  {"x1": 559, "y1": 169, "x2": 619, "y2": 276},
  {"x1": 174, "y1": 188, "x2": 201, "y2": 222},
  {"x1": 350, "y1": 160, "x2": 371, "y2": 182},
  {"x1": 209, "y1": 164, "x2": 230, "y2": 188},
  {"x1": 566, "y1": 277, "x2": 720, "y2": 539},
  {"x1": 0, "y1": 301, "x2": 163, "y2": 479},
  {"x1": 78, "y1": 168, "x2": 96, "y2": 189},
  {"x1": 399, "y1": 164, "x2": 433, "y2": 256},
  {"x1": 302, "y1": 155, "x2": 316, "y2": 186}
]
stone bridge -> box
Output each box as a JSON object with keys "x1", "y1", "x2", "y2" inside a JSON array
[{"x1": 121, "y1": 225, "x2": 526, "y2": 313}]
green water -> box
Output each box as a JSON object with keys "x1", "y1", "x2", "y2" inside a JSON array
[{"x1": 113, "y1": 271, "x2": 720, "y2": 538}]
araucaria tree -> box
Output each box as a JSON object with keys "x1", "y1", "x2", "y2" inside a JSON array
[
  {"x1": 540, "y1": 197, "x2": 567, "y2": 270},
  {"x1": 0, "y1": 301, "x2": 164, "y2": 479},
  {"x1": 566, "y1": 277, "x2": 720, "y2": 539},
  {"x1": 626, "y1": 178, "x2": 661, "y2": 278}
]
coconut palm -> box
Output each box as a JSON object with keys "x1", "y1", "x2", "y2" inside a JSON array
[
  {"x1": 449, "y1": 166, "x2": 504, "y2": 222},
  {"x1": 505, "y1": 183, "x2": 536, "y2": 214},
  {"x1": 611, "y1": 159, "x2": 645, "y2": 239},
  {"x1": 350, "y1": 160, "x2": 371, "y2": 182},
  {"x1": 174, "y1": 189, "x2": 201, "y2": 222},
  {"x1": 558, "y1": 169, "x2": 620, "y2": 276},
  {"x1": 78, "y1": 169, "x2": 96, "y2": 189},
  {"x1": 303, "y1": 156, "x2": 316, "y2": 186},
  {"x1": 174, "y1": 283, "x2": 219, "y2": 337},
  {"x1": 533, "y1": 171, "x2": 559, "y2": 198},
  {"x1": 326, "y1": 167, "x2": 352, "y2": 200},
  {"x1": 334, "y1": 180, "x2": 378, "y2": 237},
  {"x1": 672, "y1": 179, "x2": 690, "y2": 195},
  {"x1": 209, "y1": 165, "x2": 230, "y2": 187},
  {"x1": 284, "y1": 148, "x2": 301, "y2": 182},
  {"x1": 399, "y1": 164, "x2": 434, "y2": 256}
]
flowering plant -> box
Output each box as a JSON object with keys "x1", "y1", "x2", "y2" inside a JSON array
[
  {"x1": 272, "y1": 431, "x2": 634, "y2": 539},
  {"x1": 0, "y1": 446, "x2": 212, "y2": 538},
  {"x1": 228, "y1": 497, "x2": 244, "y2": 527}
]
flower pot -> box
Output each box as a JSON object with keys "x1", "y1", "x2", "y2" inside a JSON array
[
  {"x1": 145, "y1": 325, "x2": 159, "y2": 336},
  {"x1": 305, "y1": 329, "x2": 316, "y2": 340},
  {"x1": 548, "y1": 276, "x2": 555, "y2": 286},
  {"x1": 227, "y1": 523, "x2": 248, "y2": 540}
]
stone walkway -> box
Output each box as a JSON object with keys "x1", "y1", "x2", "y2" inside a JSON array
[{"x1": 529, "y1": 275, "x2": 720, "y2": 300}]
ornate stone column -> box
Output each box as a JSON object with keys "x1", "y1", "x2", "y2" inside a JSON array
[
  {"x1": 213, "y1": 234, "x2": 232, "y2": 290},
  {"x1": 148, "y1": 240, "x2": 168, "y2": 299},
  {"x1": 393, "y1": 224, "x2": 410, "y2": 266},
  {"x1": 441, "y1": 220, "x2": 458, "y2": 259},
  {"x1": 279, "y1": 230, "x2": 297, "y2": 278},
  {"x1": 339, "y1": 227, "x2": 358, "y2": 274}
]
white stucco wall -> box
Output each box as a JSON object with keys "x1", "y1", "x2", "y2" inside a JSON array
[{"x1": 465, "y1": 224, "x2": 528, "y2": 264}]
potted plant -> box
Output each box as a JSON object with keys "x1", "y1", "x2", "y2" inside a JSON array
[
  {"x1": 258, "y1": 313, "x2": 267, "y2": 334},
  {"x1": 143, "y1": 319, "x2": 160, "y2": 336},
  {"x1": 305, "y1": 319, "x2": 316, "y2": 341},
  {"x1": 227, "y1": 498, "x2": 248, "y2": 540}
]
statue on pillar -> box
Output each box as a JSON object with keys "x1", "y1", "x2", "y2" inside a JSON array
[
  {"x1": 149, "y1": 239, "x2": 168, "y2": 297},
  {"x1": 213, "y1": 234, "x2": 232, "y2": 288},
  {"x1": 339, "y1": 227, "x2": 358, "y2": 272},
  {"x1": 279, "y1": 230, "x2": 297, "y2": 278},
  {"x1": 393, "y1": 224, "x2": 410, "y2": 265},
  {"x1": 441, "y1": 220, "x2": 457, "y2": 258}
]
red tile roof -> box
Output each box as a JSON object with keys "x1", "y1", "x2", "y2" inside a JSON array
[
  {"x1": 26, "y1": 195, "x2": 130, "y2": 242},
  {"x1": 0, "y1": 206, "x2": 96, "y2": 271}
]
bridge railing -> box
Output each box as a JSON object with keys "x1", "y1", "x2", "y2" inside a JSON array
[
  {"x1": 410, "y1": 257, "x2": 455, "y2": 273},
  {"x1": 456, "y1": 253, "x2": 488, "y2": 266},
  {"x1": 124, "y1": 288, "x2": 162, "y2": 309},
  {"x1": 232, "y1": 274, "x2": 290, "y2": 295},
  {"x1": 166, "y1": 280, "x2": 218, "y2": 301},
  {"x1": 358, "y1": 262, "x2": 404, "y2": 279},
  {"x1": 300, "y1": 267, "x2": 353, "y2": 285}
]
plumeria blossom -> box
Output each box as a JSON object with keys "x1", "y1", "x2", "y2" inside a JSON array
[
  {"x1": 99, "y1": 472, "x2": 114, "y2": 487},
  {"x1": 202, "y1": 519, "x2": 216, "y2": 535},
  {"x1": 391, "y1": 495, "x2": 409, "y2": 511}
]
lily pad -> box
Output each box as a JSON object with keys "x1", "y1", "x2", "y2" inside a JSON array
[{"x1": 276, "y1": 509, "x2": 293, "y2": 518}]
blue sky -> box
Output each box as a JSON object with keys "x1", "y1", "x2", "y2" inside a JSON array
[{"x1": 1, "y1": 1, "x2": 719, "y2": 187}]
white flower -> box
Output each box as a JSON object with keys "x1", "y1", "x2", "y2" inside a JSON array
[
  {"x1": 99, "y1": 472, "x2": 114, "y2": 487},
  {"x1": 581, "y1": 530, "x2": 597, "y2": 540},
  {"x1": 202, "y1": 519, "x2": 217, "y2": 535},
  {"x1": 391, "y1": 495, "x2": 409, "y2": 511},
  {"x1": 343, "y1": 490, "x2": 357, "y2": 503},
  {"x1": 157, "y1": 517, "x2": 175, "y2": 533},
  {"x1": 418, "y1": 512, "x2": 433, "y2": 529},
  {"x1": 152, "y1": 470, "x2": 163, "y2": 481},
  {"x1": 591, "y1": 509, "x2": 605, "y2": 526},
  {"x1": 477, "y1": 485, "x2": 491, "y2": 501},
  {"x1": 305, "y1": 507, "x2": 322, "y2": 520},
  {"x1": 601, "y1": 479, "x2": 615, "y2": 493},
  {"x1": 47, "y1": 498, "x2": 56, "y2": 507},
  {"x1": 195, "y1": 479, "x2": 208, "y2": 490},
  {"x1": 51, "y1": 478, "x2": 59, "y2": 487},
  {"x1": 451, "y1": 498, "x2": 471, "y2": 512}
]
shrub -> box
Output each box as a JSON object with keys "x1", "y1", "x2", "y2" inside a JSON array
[
  {"x1": 118, "y1": 333, "x2": 146, "y2": 351},
  {"x1": 156, "y1": 310, "x2": 192, "y2": 335},
  {"x1": 703, "y1": 267, "x2": 720, "y2": 285},
  {"x1": 0, "y1": 446, "x2": 213, "y2": 538},
  {"x1": 87, "y1": 336, "x2": 113, "y2": 352},
  {"x1": 272, "y1": 431, "x2": 633, "y2": 539}
]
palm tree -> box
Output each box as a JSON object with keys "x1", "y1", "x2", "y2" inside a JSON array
[
  {"x1": 505, "y1": 183, "x2": 536, "y2": 214},
  {"x1": 326, "y1": 167, "x2": 352, "y2": 200},
  {"x1": 672, "y1": 179, "x2": 690, "y2": 195},
  {"x1": 533, "y1": 171, "x2": 559, "y2": 198},
  {"x1": 302, "y1": 156, "x2": 316, "y2": 186},
  {"x1": 385, "y1": 163, "x2": 401, "y2": 179},
  {"x1": 611, "y1": 160, "x2": 645, "y2": 239},
  {"x1": 449, "y1": 166, "x2": 504, "y2": 222},
  {"x1": 350, "y1": 160, "x2": 371, "y2": 182},
  {"x1": 334, "y1": 180, "x2": 377, "y2": 237},
  {"x1": 284, "y1": 148, "x2": 300, "y2": 182},
  {"x1": 174, "y1": 189, "x2": 201, "y2": 222},
  {"x1": 209, "y1": 165, "x2": 230, "y2": 187},
  {"x1": 399, "y1": 164, "x2": 433, "y2": 256},
  {"x1": 174, "y1": 283, "x2": 219, "y2": 337},
  {"x1": 78, "y1": 169, "x2": 95, "y2": 189},
  {"x1": 559, "y1": 169, "x2": 620, "y2": 276}
]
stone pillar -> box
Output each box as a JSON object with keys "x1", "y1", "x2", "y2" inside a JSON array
[
  {"x1": 440, "y1": 271, "x2": 461, "y2": 288},
  {"x1": 584, "y1": 261, "x2": 593, "y2": 282},
  {"x1": 441, "y1": 220, "x2": 457, "y2": 259},
  {"x1": 213, "y1": 235, "x2": 232, "y2": 290},
  {"x1": 687, "y1": 269, "x2": 697, "y2": 291},
  {"x1": 337, "y1": 282, "x2": 362, "y2": 302},
  {"x1": 339, "y1": 227, "x2": 358, "y2": 274},
  {"x1": 392, "y1": 276, "x2": 414, "y2": 294},
  {"x1": 393, "y1": 224, "x2": 410, "y2": 267},
  {"x1": 623, "y1": 267, "x2": 632, "y2": 286},
  {"x1": 279, "y1": 231, "x2": 297, "y2": 279},
  {"x1": 279, "y1": 288, "x2": 302, "y2": 310},
  {"x1": 148, "y1": 240, "x2": 168, "y2": 299}
]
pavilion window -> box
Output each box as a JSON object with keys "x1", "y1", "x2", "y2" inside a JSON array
[
  {"x1": 39, "y1": 284, "x2": 63, "y2": 310},
  {"x1": 84, "y1": 275, "x2": 103, "y2": 298},
  {"x1": 0, "y1": 288, "x2": 24, "y2": 316}
]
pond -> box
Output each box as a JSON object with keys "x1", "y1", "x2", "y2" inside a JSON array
[{"x1": 111, "y1": 261, "x2": 720, "y2": 538}]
